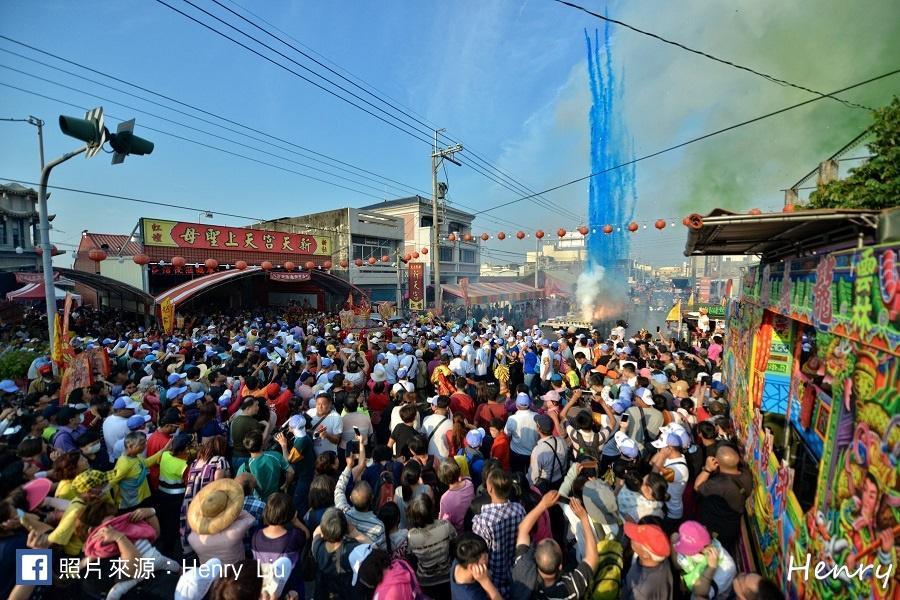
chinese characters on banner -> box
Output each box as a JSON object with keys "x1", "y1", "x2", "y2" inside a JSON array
[
  {"x1": 269, "y1": 272, "x2": 311, "y2": 282},
  {"x1": 698, "y1": 277, "x2": 711, "y2": 303},
  {"x1": 160, "y1": 296, "x2": 175, "y2": 334},
  {"x1": 141, "y1": 218, "x2": 330, "y2": 256},
  {"x1": 408, "y1": 262, "x2": 424, "y2": 310}
]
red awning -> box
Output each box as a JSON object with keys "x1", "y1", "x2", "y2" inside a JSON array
[
  {"x1": 156, "y1": 266, "x2": 262, "y2": 308},
  {"x1": 441, "y1": 281, "x2": 542, "y2": 304},
  {"x1": 6, "y1": 282, "x2": 81, "y2": 302}
]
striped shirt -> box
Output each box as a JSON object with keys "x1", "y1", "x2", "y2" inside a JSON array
[
  {"x1": 158, "y1": 452, "x2": 188, "y2": 495},
  {"x1": 334, "y1": 467, "x2": 386, "y2": 549}
]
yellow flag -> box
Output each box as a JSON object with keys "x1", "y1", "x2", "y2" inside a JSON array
[
  {"x1": 160, "y1": 297, "x2": 175, "y2": 334},
  {"x1": 665, "y1": 300, "x2": 682, "y2": 322},
  {"x1": 687, "y1": 292, "x2": 695, "y2": 306}
]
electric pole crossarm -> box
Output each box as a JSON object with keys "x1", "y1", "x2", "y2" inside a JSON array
[{"x1": 431, "y1": 130, "x2": 463, "y2": 315}]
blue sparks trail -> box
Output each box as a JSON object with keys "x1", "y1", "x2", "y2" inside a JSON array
[{"x1": 585, "y1": 24, "x2": 636, "y2": 280}]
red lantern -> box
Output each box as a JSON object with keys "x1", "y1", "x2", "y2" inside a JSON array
[
  {"x1": 628, "y1": 222, "x2": 639, "y2": 232},
  {"x1": 497, "y1": 232, "x2": 506, "y2": 240},
  {"x1": 448, "y1": 233, "x2": 457, "y2": 242},
  {"x1": 480, "y1": 233, "x2": 489, "y2": 241},
  {"x1": 283, "y1": 261, "x2": 295, "y2": 271},
  {"x1": 578, "y1": 226, "x2": 589, "y2": 236},
  {"x1": 88, "y1": 248, "x2": 108, "y2": 263},
  {"x1": 602, "y1": 225, "x2": 613, "y2": 234},
  {"x1": 354, "y1": 258, "x2": 363, "y2": 267},
  {"x1": 171, "y1": 255, "x2": 185, "y2": 268},
  {"x1": 204, "y1": 258, "x2": 219, "y2": 270},
  {"x1": 404, "y1": 253, "x2": 413, "y2": 262},
  {"x1": 535, "y1": 230, "x2": 545, "y2": 239},
  {"x1": 464, "y1": 233, "x2": 473, "y2": 242},
  {"x1": 381, "y1": 255, "x2": 391, "y2": 263},
  {"x1": 339, "y1": 259, "x2": 349, "y2": 268},
  {"x1": 367, "y1": 257, "x2": 376, "y2": 265},
  {"x1": 132, "y1": 253, "x2": 150, "y2": 265},
  {"x1": 516, "y1": 231, "x2": 525, "y2": 240},
  {"x1": 324, "y1": 260, "x2": 333, "y2": 269},
  {"x1": 557, "y1": 228, "x2": 566, "y2": 238},
  {"x1": 655, "y1": 219, "x2": 666, "y2": 230},
  {"x1": 783, "y1": 204, "x2": 796, "y2": 213},
  {"x1": 413, "y1": 251, "x2": 420, "y2": 258},
  {"x1": 749, "y1": 208, "x2": 762, "y2": 215},
  {"x1": 305, "y1": 261, "x2": 315, "y2": 270},
  {"x1": 421, "y1": 247, "x2": 428, "y2": 254},
  {"x1": 261, "y1": 260, "x2": 273, "y2": 271},
  {"x1": 235, "y1": 260, "x2": 248, "y2": 271}
]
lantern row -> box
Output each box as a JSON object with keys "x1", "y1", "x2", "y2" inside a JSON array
[{"x1": 444, "y1": 221, "x2": 672, "y2": 242}]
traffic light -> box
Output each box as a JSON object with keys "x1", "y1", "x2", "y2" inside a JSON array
[
  {"x1": 109, "y1": 119, "x2": 154, "y2": 164},
  {"x1": 58, "y1": 115, "x2": 102, "y2": 145}
]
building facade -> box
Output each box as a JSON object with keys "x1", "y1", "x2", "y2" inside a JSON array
[
  {"x1": 0, "y1": 183, "x2": 41, "y2": 271},
  {"x1": 360, "y1": 196, "x2": 481, "y2": 285}
]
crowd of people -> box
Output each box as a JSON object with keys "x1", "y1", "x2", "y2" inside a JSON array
[{"x1": 0, "y1": 305, "x2": 785, "y2": 599}]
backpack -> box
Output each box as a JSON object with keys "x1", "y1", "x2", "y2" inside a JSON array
[
  {"x1": 375, "y1": 466, "x2": 396, "y2": 511},
  {"x1": 573, "y1": 429, "x2": 603, "y2": 462},
  {"x1": 591, "y1": 538, "x2": 624, "y2": 600},
  {"x1": 373, "y1": 559, "x2": 427, "y2": 600}
]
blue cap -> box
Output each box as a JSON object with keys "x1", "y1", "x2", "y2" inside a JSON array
[
  {"x1": 427, "y1": 341, "x2": 437, "y2": 350},
  {"x1": 711, "y1": 381, "x2": 726, "y2": 393},
  {"x1": 321, "y1": 357, "x2": 334, "y2": 368},
  {"x1": 550, "y1": 342, "x2": 559, "y2": 351},
  {"x1": 167, "y1": 373, "x2": 186, "y2": 386},
  {"x1": 183, "y1": 391, "x2": 205, "y2": 406},
  {"x1": 259, "y1": 348, "x2": 269, "y2": 356},
  {"x1": 112, "y1": 397, "x2": 136, "y2": 411},
  {"x1": 143, "y1": 355, "x2": 156, "y2": 363},
  {"x1": 127, "y1": 414, "x2": 151, "y2": 430},
  {"x1": 376, "y1": 353, "x2": 386, "y2": 361},
  {"x1": 402, "y1": 343, "x2": 413, "y2": 353},
  {"x1": 387, "y1": 343, "x2": 397, "y2": 352},
  {"x1": 550, "y1": 373, "x2": 563, "y2": 383}
]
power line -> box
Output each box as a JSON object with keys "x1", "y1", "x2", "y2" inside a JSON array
[
  {"x1": 0, "y1": 36, "x2": 432, "y2": 197},
  {"x1": 154, "y1": 0, "x2": 436, "y2": 146},
  {"x1": 475, "y1": 67, "x2": 900, "y2": 215},
  {"x1": 552, "y1": 0, "x2": 873, "y2": 111},
  {"x1": 158, "y1": 1, "x2": 582, "y2": 224},
  {"x1": 0, "y1": 81, "x2": 387, "y2": 199}
]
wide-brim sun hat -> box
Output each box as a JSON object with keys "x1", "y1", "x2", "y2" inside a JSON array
[
  {"x1": 187, "y1": 478, "x2": 244, "y2": 535},
  {"x1": 23, "y1": 478, "x2": 52, "y2": 511}
]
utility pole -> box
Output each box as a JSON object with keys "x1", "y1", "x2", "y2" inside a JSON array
[{"x1": 431, "y1": 129, "x2": 462, "y2": 315}]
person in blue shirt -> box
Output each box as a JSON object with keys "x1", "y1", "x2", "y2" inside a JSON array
[{"x1": 523, "y1": 345, "x2": 538, "y2": 396}]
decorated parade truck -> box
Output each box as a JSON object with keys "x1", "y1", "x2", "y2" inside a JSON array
[{"x1": 725, "y1": 242, "x2": 900, "y2": 598}]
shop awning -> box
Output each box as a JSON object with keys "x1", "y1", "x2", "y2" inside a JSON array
[
  {"x1": 155, "y1": 266, "x2": 262, "y2": 308},
  {"x1": 6, "y1": 282, "x2": 81, "y2": 302},
  {"x1": 441, "y1": 281, "x2": 543, "y2": 304}
]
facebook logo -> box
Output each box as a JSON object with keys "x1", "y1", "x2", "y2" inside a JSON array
[{"x1": 16, "y1": 549, "x2": 52, "y2": 585}]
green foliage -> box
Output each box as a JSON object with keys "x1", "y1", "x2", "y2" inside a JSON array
[
  {"x1": 808, "y1": 97, "x2": 900, "y2": 210},
  {"x1": 0, "y1": 350, "x2": 39, "y2": 380}
]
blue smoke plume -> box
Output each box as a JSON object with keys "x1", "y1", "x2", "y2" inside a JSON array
[
  {"x1": 585, "y1": 25, "x2": 636, "y2": 278},
  {"x1": 577, "y1": 24, "x2": 636, "y2": 321}
]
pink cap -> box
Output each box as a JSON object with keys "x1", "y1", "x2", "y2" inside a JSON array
[
  {"x1": 22, "y1": 478, "x2": 52, "y2": 511},
  {"x1": 673, "y1": 520, "x2": 711, "y2": 555},
  {"x1": 639, "y1": 367, "x2": 652, "y2": 379}
]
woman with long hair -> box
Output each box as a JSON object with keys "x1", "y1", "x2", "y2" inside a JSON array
[
  {"x1": 180, "y1": 435, "x2": 230, "y2": 554},
  {"x1": 304, "y1": 474, "x2": 336, "y2": 532},
  {"x1": 617, "y1": 471, "x2": 668, "y2": 523},
  {"x1": 445, "y1": 413, "x2": 468, "y2": 457},
  {"x1": 393, "y1": 460, "x2": 432, "y2": 530}
]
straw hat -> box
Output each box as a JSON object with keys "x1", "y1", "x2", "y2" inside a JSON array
[{"x1": 187, "y1": 479, "x2": 244, "y2": 535}]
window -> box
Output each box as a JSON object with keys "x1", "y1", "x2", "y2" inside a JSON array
[
  {"x1": 460, "y1": 249, "x2": 476, "y2": 264},
  {"x1": 352, "y1": 237, "x2": 393, "y2": 261},
  {"x1": 0, "y1": 221, "x2": 6, "y2": 245},
  {"x1": 11, "y1": 219, "x2": 24, "y2": 248},
  {"x1": 420, "y1": 216, "x2": 433, "y2": 228},
  {"x1": 439, "y1": 246, "x2": 454, "y2": 262},
  {"x1": 448, "y1": 221, "x2": 463, "y2": 233}
]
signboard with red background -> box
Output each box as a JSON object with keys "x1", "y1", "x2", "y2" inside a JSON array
[{"x1": 142, "y1": 218, "x2": 330, "y2": 256}]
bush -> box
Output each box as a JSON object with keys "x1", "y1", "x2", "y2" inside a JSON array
[
  {"x1": 808, "y1": 96, "x2": 900, "y2": 210},
  {"x1": 0, "y1": 350, "x2": 39, "y2": 380}
]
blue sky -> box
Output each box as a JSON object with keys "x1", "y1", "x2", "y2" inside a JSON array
[{"x1": 1, "y1": 0, "x2": 897, "y2": 267}]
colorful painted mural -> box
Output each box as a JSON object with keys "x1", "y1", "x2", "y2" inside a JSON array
[{"x1": 729, "y1": 242, "x2": 900, "y2": 598}]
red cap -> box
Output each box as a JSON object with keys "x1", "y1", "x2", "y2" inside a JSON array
[
  {"x1": 38, "y1": 364, "x2": 52, "y2": 375},
  {"x1": 624, "y1": 522, "x2": 670, "y2": 557}
]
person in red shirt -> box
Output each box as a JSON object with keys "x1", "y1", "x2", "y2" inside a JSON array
[
  {"x1": 474, "y1": 384, "x2": 509, "y2": 430},
  {"x1": 449, "y1": 376, "x2": 476, "y2": 424},
  {"x1": 146, "y1": 410, "x2": 181, "y2": 493},
  {"x1": 488, "y1": 418, "x2": 510, "y2": 470}
]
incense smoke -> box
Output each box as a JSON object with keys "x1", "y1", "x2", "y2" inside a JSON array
[{"x1": 580, "y1": 24, "x2": 636, "y2": 322}]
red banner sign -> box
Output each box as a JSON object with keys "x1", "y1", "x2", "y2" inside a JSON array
[
  {"x1": 408, "y1": 262, "x2": 424, "y2": 310},
  {"x1": 16, "y1": 272, "x2": 59, "y2": 283},
  {"x1": 269, "y1": 272, "x2": 311, "y2": 282},
  {"x1": 142, "y1": 218, "x2": 330, "y2": 256}
]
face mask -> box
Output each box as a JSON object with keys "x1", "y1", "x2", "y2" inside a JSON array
[{"x1": 86, "y1": 443, "x2": 102, "y2": 455}]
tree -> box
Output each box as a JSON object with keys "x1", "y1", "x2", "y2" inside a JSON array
[{"x1": 808, "y1": 96, "x2": 900, "y2": 210}]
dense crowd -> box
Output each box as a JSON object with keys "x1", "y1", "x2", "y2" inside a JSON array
[{"x1": 0, "y1": 307, "x2": 784, "y2": 599}]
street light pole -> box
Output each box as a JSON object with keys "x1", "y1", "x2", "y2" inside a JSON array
[{"x1": 39, "y1": 145, "x2": 88, "y2": 343}]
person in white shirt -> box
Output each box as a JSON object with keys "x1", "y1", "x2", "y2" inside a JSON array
[
  {"x1": 340, "y1": 396, "x2": 373, "y2": 453},
  {"x1": 539, "y1": 340, "x2": 555, "y2": 388},
  {"x1": 461, "y1": 338, "x2": 475, "y2": 374},
  {"x1": 473, "y1": 341, "x2": 488, "y2": 380},
  {"x1": 421, "y1": 395, "x2": 453, "y2": 458},
  {"x1": 389, "y1": 390, "x2": 421, "y2": 433},
  {"x1": 650, "y1": 432, "x2": 690, "y2": 524},
  {"x1": 398, "y1": 344, "x2": 417, "y2": 381},
  {"x1": 103, "y1": 397, "x2": 138, "y2": 457},
  {"x1": 391, "y1": 369, "x2": 415, "y2": 398},
  {"x1": 306, "y1": 392, "x2": 343, "y2": 456},
  {"x1": 505, "y1": 392, "x2": 539, "y2": 473},
  {"x1": 384, "y1": 345, "x2": 400, "y2": 384}
]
